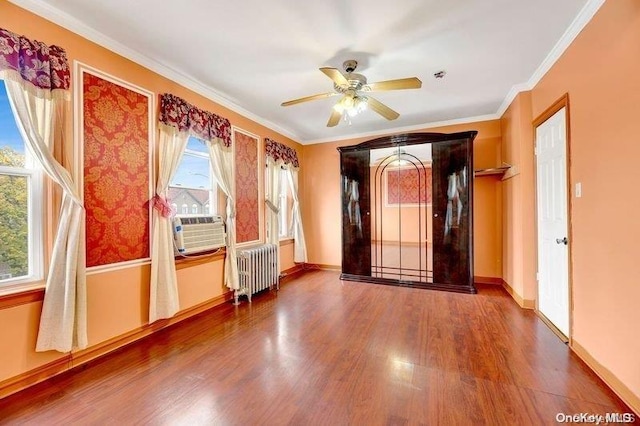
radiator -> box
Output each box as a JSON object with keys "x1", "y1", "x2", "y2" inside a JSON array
[{"x1": 235, "y1": 244, "x2": 279, "y2": 304}]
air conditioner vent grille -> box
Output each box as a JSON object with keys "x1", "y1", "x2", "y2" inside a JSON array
[{"x1": 173, "y1": 216, "x2": 226, "y2": 254}]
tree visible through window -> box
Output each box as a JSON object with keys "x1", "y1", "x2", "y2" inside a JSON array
[
  {"x1": 0, "y1": 81, "x2": 43, "y2": 284},
  {"x1": 0, "y1": 149, "x2": 27, "y2": 280}
]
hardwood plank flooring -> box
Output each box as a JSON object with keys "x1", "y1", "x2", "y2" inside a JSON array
[{"x1": 0, "y1": 270, "x2": 636, "y2": 425}]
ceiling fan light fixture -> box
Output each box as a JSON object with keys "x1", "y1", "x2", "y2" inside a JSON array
[
  {"x1": 351, "y1": 96, "x2": 368, "y2": 116},
  {"x1": 346, "y1": 107, "x2": 359, "y2": 118},
  {"x1": 282, "y1": 60, "x2": 418, "y2": 127},
  {"x1": 333, "y1": 95, "x2": 368, "y2": 117}
]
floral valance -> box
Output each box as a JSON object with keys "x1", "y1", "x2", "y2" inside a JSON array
[
  {"x1": 0, "y1": 27, "x2": 70, "y2": 91},
  {"x1": 159, "y1": 93, "x2": 232, "y2": 147},
  {"x1": 265, "y1": 138, "x2": 300, "y2": 168}
]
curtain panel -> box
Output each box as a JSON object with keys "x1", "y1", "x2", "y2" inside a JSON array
[
  {"x1": 286, "y1": 168, "x2": 308, "y2": 263},
  {"x1": 1, "y1": 28, "x2": 85, "y2": 352},
  {"x1": 149, "y1": 124, "x2": 189, "y2": 323},
  {"x1": 207, "y1": 141, "x2": 239, "y2": 290},
  {"x1": 265, "y1": 158, "x2": 281, "y2": 272},
  {"x1": 264, "y1": 138, "x2": 307, "y2": 263}
]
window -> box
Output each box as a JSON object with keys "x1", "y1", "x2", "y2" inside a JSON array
[
  {"x1": 0, "y1": 81, "x2": 43, "y2": 285},
  {"x1": 169, "y1": 137, "x2": 218, "y2": 217},
  {"x1": 278, "y1": 169, "x2": 292, "y2": 238}
]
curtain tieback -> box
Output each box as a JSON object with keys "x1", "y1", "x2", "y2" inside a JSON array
[
  {"x1": 265, "y1": 199, "x2": 280, "y2": 213},
  {"x1": 152, "y1": 194, "x2": 174, "y2": 218}
]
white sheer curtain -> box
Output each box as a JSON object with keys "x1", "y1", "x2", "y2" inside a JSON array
[
  {"x1": 265, "y1": 158, "x2": 281, "y2": 271},
  {"x1": 149, "y1": 123, "x2": 189, "y2": 323},
  {"x1": 286, "y1": 168, "x2": 308, "y2": 263},
  {"x1": 208, "y1": 139, "x2": 239, "y2": 289},
  {"x1": 4, "y1": 77, "x2": 87, "y2": 352}
]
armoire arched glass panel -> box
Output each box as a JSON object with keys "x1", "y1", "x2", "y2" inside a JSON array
[{"x1": 338, "y1": 131, "x2": 477, "y2": 294}]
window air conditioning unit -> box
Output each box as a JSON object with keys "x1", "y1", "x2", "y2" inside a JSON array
[{"x1": 173, "y1": 215, "x2": 226, "y2": 255}]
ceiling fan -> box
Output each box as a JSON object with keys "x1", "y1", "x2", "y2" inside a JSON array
[{"x1": 281, "y1": 60, "x2": 422, "y2": 127}]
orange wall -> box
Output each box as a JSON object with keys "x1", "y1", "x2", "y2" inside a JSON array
[
  {"x1": 0, "y1": 302, "x2": 65, "y2": 383},
  {"x1": 500, "y1": 91, "x2": 536, "y2": 302},
  {"x1": 501, "y1": 0, "x2": 640, "y2": 410},
  {"x1": 533, "y1": 0, "x2": 640, "y2": 408},
  {"x1": 279, "y1": 242, "x2": 296, "y2": 272},
  {"x1": 302, "y1": 120, "x2": 503, "y2": 278},
  {"x1": 0, "y1": 2, "x2": 302, "y2": 385}
]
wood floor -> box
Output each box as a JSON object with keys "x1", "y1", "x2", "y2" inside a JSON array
[{"x1": 0, "y1": 271, "x2": 635, "y2": 425}]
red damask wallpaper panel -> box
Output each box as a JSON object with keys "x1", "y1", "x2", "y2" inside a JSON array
[
  {"x1": 233, "y1": 129, "x2": 261, "y2": 244},
  {"x1": 83, "y1": 71, "x2": 152, "y2": 267},
  {"x1": 386, "y1": 167, "x2": 432, "y2": 206}
]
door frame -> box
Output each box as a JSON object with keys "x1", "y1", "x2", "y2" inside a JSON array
[{"x1": 532, "y1": 93, "x2": 574, "y2": 343}]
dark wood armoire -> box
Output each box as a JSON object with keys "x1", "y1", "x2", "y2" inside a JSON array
[{"x1": 337, "y1": 131, "x2": 477, "y2": 294}]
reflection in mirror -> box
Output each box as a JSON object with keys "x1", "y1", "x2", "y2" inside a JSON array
[
  {"x1": 444, "y1": 165, "x2": 467, "y2": 237},
  {"x1": 343, "y1": 176, "x2": 362, "y2": 238},
  {"x1": 370, "y1": 145, "x2": 432, "y2": 283}
]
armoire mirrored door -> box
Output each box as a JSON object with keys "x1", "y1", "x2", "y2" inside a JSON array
[
  {"x1": 338, "y1": 132, "x2": 476, "y2": 294},
  {"x1": 432, "y1": 139, "x2": 473, "y2": 287},
  {"x1": 340, "y1": 149, "x2": 371, "y2": 277},
  {"x1": 370, "y1": 145, "x2": 433, "y2": 284}
]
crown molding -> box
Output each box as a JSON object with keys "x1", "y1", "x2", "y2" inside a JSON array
[
  {"x1": 495, "y1": 82, "x2": 532, "y2": 118},
  {"x1": 301, "y1": 114, "x2": 500, "y2": 145},
  {"x1": 7, "y1": 0, "x2": 300, "y2": 143},
  {"x1": 526, "y1": 0, "x2": 606, "y2": 89},
  {"x1": 496, "y1": 0, "x2": 605, "y2": 117}
]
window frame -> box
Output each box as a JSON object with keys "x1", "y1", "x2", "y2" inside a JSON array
[
  {"x1": 0, "y1": 150, "x2": 44, "y2": 288},
  {"x1": 170, "y1": 137, "x2": 218, "y2": 218}
]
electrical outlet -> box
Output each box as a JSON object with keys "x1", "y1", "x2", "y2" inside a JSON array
[{"x1": 575, "y1": 182, "x2": 582, "y2": 198}]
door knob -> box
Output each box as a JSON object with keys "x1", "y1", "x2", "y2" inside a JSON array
[
  {"x1": 434, "y1": 213, "x2": 438, "y2": 218},
  {"x1": 556, "y1": 237, "x2": 568, "y2": 245}
]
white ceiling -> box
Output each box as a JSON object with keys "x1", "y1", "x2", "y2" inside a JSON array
[{"x1": 12, "y1": 0, "x2": 601, "y2": 144}]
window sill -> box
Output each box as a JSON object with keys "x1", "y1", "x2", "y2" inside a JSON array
[
  {"x1": 175, "y1": 247, "x2": 226, "y2": 270},
  {"x1": 279, "y1": 238, "x2": 294, "y2": 247},
  {"x1": 0, "y1": 282, "x2": 45, "y2": 309}
]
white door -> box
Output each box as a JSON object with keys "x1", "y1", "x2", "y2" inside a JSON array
[{"x1": 536, "y1": 107, "x2": 570, "y2": 337}]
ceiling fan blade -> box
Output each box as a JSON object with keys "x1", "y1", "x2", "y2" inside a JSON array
[
  {"x1": 366, "y1": 96, "x2": 400, "y2": 121},
  {"x1": 281, "y1": 92, "x2": 339, "y2": 107},
  {"x1": 364, "y1": 77, "x2": 422, "y2": 92},
  {"x1": 320, "y1": 67, "x2": 349, "y2": 87},
  {"x1": 327, "y1": 108, "x2": 343, "y2": 127}
]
